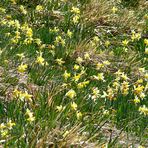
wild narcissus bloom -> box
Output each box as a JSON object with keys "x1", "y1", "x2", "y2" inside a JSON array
[
  {"x1": 144, "y1": 39, "x2": 148, "y2": 46},
  {"x1": 112, "y1": 6, "x2": 118, "y2": 13},
  {"x1": 36, "y1": 52, "x2": 45, "y2": 65},
  {"x1": 20, "y1": 5, "x2": 27, "y2": 15},
  {"x1": 55, "y1": 36, "x2": 65, "y2": 46},
  {"x1": 56, "y1": 58, "x2": 65, "y2": 65},
  {"x1": 76, "y1": 57, "x2": 83, "y2": 64},
  {"x1": 134, "y1": 85, "x2": 144, "y2": 95},
  {"x1": 76, "y1": 111, "x2": 82, "y2": 120},
  {"x1": 25, "y1": 108, "x2": 35, "y2": 122},
  {"x1": 122, "y1": 39, "x2": 129, "y2": 46},
  {"x1": 22, "y1": 91, "x2": 32, "y2": 102},
  {"x1": 71, "y1": 102, "x2": 77, "y2": 110},
  {"x1": 84, "y1": 52, "x2": 91, "y2": 60},
  {"x1": 17, "y1": 63, "x2": 27, "y2": 73},
  {"x1": 36, "y1": 5, "x2": 43, "y2": 12},
  {"x1": 145, "y1": 48, "x2": 148, "y2": 54},
  {"x1": 105, "y1": 40, "x2": 110, "y2": 47},
  {"x1": 65, "y1": 89, "x2": 76, "y2": 99},
  {"x1": 93, "y1": 73, "x2": 105, "y2": 82},
  {"x1": 6, "y1": 120, "x2": 16, "y2": 130},
  {"x1": 139, "y1": 105, "x2": 148, "y2": 116},
  {"x1": 63, "y1": 71, "x2": 71, "y2": 80},
  {"x1": 67, "y1": 29, "x2": 73, "y2": 38},
  {"x1": 77, "y1": 80, "x2": 90, "y2": 89},
  {"x1": 56, "y1": 105, "x2": 65, "y2": 112},
  {"x1": 73, "y1": 64, "x2": 80, "y2": 70},
  {"x1": 71, "y1": 7, "x2": 80, "y2": 14},
  {"x1": 72, "y1": 15, "x2": 80, "y2": 24},
  {"x1": 134, "y1": 96, "x2": 140, "y2": 104}
]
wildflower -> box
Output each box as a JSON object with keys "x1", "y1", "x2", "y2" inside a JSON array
[
  {"x1": 91, "y1": 87, "x2": 100, "y2": 101},
  {"x1": 1, "y1": 129, "x2": 9, "y2": 138},
  {"x1": 71, "y1": 7, "x2": 80, "y2": 14},
  {"x1": 17, "y1": 63, "x2": 27, "y2": 73},
  {"x1": 121, "y1": 81, "x2": 129, "y2": 95},
  {"x1": 144, "y1": 14, "x2": 148, "y2": 20},
  {"x1": 84, "y1": 52, "x2": 91, "y2": 60},
  {"x1": 139, "y1": 105, "x2": 148, "y2": 116},
  {"x1": 56, "y1": 105, "x2": 65, "y2": 112},
  {"x1": 67, "y1": 29, "x2": 72, "y2": 38},
  {"x1": 23, "y1": 37, "x2": 33, "y2": 45},
  {"x1": 134, "y1": 85, "x2": 144, "y2": 95},
  {"x1": 122, "y1": 39, "x2": 129, "y2": 46},
  {"x1": 65, "y1": 89, "x2": 76, "y2": 99},
  {"x1": 94, "y1": 73, "x2": 105, "y2": 82},
  {"x1": 73, "y1": 73, "x2": 81, "y2": 82},
  {"x1": 103, "y1": 60, "x2": 110, "y2": 66},
  {"x1": 112, "y1": 6, "x2": 118, "y2": 13},
  {"x1": 139, "y1": 68, "x2": 145, "y2": 73},
  {"x1": 105, "y1": 41, "x2": 110, "y2": 47},
  {"x1": 63, "y1": 71, "x2": 71, "y2": 80},
  {"x1": 72, "y1": 15, "x2": 80, "y2": 24},
  {"x1": 121, "y1": 73, "x2": 129, "y2": 81},
  {"x1": 134, "y1": 96, "x2": 140, "y2": 104},
  {"x1": 56, "y1": 58, "x2": 65, "y2": 65},
  {"x1": 77, "y1": 81, "x2": 89, "y2": 89},
  {"x1": 93, "y1": 36, "x2": 99, "y2": 42},
  {"x1": 25, "y1": 108, "x2": 35, "y2": 122},
  {"x1": 101, "y1": 91, "x2": 108, "y2": 98},
  {"x1": 49, "y1": 27, "x2": 59, "y2": 33},
  {"x1": 115, "y1": 70, "x2": 122, "y2": 76},
  {"x1": 76, "y1": 57, "x2": 83, "y2": 64},
  {"x1": 144, "y1": 73, "x2": 148, "y2": 80},
  {"x1": 107, "y1": 87, "x2": 116, "y2": 100},
  {"x1": 103, "y1": 109, "x2": 109, "y2": 115},
  {"x1": 71, "y1": 102, "x2": 77, "y2": 110},
  {"x1": 17, "y1": 53, "x2": 25, "y2": 60},
  {"x1": 96, "y1": 62, "x2": 104, "y2": 70},
  {"x1": 74, "y1": 64, "x2": 80, "y2": 70},
  {"x1": 0, "y1": 7, "x2": 6, "y2": 13},
  {"x1": 36, "y1": 5, "x2": 43, "y2": 12},
  {"x1": 145, "y1": 48, "x2": 148, "y2": 54},
  {"x1": 36, "y1": 54, "x2": 45, "y2": 65},
  {"x1": 113, "y1": 81, "x2": 120, "y2": 92},
  {"x1": 136, "y1": 79, "x2": 143, "y2": 85},
  {"x1": 13, "y1": 88, "x2": 21, "y2": 98},
  {"x1": 13, "y1": 20, "x2": 20, "y2": 29},
  {"x1": 131, "y1": 32, "x2": 141, "y2": 41},
  {"x1": 55, "y1": 36, "x2": 65, "y2": 46},
  {"x1": 7, "y1": 120, "x2": 15, "y2": 130},
  {"x1": 20, "y1": 5, "x2": 27, "y2": 15},
  {"x1": 0, "y1": 123, "x2": 6, "y2": 129},
  {"x1": 26, "y1": 27, "x2": 33, "y2": 38},
  {"x1": 139, "y1": 92, "x2": 145, "y2": 99},
  {"x1": 76, "y1": 111, "x2": 82, "y2": 120},
  {"x1": 40, "y1": 44, "x2": 46, "y2": 50},
  {"x1": 144, "y1": 39, "x2": 148, "y2": 46},
  {"x1": 22, "y1": 91, "x2": 32, "y2": 102},
  {"x1": 34, "y1": 38, "x2": 42, "y2": 45}
]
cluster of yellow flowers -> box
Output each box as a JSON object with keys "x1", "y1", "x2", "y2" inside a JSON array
[
  {"x1": 13, "y1": 89, "x2": 32, "y2": 102},
  {"x1": 71, "y1": 6, "x2": 80, "y2": 24},
  {"x1": 0, "y1": 120, "x2": 15, "y2": 138}
]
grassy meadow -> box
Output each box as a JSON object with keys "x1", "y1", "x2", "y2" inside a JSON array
[{"x1": 0, "y1": 0, "x2": 148, "y2": 147}]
